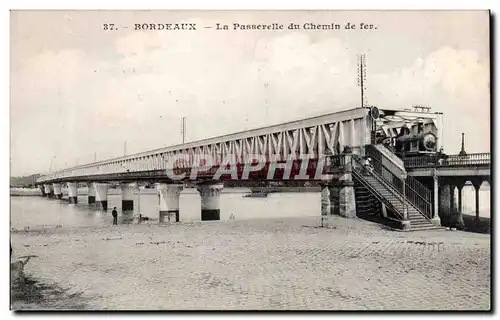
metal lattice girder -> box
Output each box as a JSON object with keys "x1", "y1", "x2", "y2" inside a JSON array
[{"x1": 36, "y1": 107, "x2": 442, "y2": 183}]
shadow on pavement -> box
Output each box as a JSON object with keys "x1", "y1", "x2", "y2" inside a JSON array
[{"x1": 10, "y1": 255, "x2": 88, "y2": 310}]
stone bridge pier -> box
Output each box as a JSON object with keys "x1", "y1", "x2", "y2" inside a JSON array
[
  {"x1": 157, "y1": 183, "x2": 183, "y2": 223},
  {"x1": 436, "y1": 176, "x2": 489, "y2": 229},
  {"x1": 94, "y1": 183, "x2": 109, "y2": 211},
  {"x1": 39, "y1": 185, "x2": 46, "y2": 197},
  {"x1": 44, "y1": 184, "x2": 54, "y2": 198},
  {"x1": 52, "y1": 183, "x2": 62, "y2": 199},
  {"x1": 121, "y1": 183, "x2": 136, "y2": 211},
  {"x1": 197, "y1": 182, "x2": 224, "y2": 221},
  {"x1": 67, "y1": 182, "x2": 78, "y2": 204},
  {"x1": 438, "y1": 182, "x2": 461, "y2": 228},
  {"x1": 87, "y1": 182, "x2": 96, "y2": 205},
  {"x1": 326, "y1": 149, "x2": 357, "y2": 222}
]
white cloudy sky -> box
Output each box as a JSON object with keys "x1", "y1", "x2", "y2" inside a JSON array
[{"x1": 10, "y1": 10, "x2": 489, "y2": 176}]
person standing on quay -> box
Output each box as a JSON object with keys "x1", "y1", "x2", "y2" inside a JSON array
[{"x1": 112, "y1": 207, "x2": 118, "y2": 225}]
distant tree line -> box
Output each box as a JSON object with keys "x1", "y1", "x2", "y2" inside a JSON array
[{"x1": 10, "y1": 174, "x2": 41, "y2": 188}]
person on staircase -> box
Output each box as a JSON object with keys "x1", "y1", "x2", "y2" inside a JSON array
[{"x1": 363, "y1": 156, "x2": 374, "y2": 175}]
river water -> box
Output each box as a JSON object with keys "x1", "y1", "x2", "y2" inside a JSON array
[
  {"x1": 459, "y1": 184, "x2": 491, "y2": 217},
  {"x1": 10, "y1": 185, "x2": 490, "y2": 230},
  {"x1": 10, "y1": 188, "x2": 321, "y2": 229}
]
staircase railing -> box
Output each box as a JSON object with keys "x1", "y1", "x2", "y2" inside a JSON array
[
  {"x1": 405, "y1": 175, "x2": 432, "y2": 218},
  {"x1": 366, "y1": 145, "x2": 433, "y2": 219},
  {"x1": 351, "y1": 154, "x2": 406, "y2": 221},
  {"x1": 368, "y1": 144, "x2": 406, "y2": 179}
]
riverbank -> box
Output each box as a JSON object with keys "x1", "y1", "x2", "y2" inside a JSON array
[
  {"x1": 11, "y1": 216, "x2": 490, "y2": 310},
  {"x1": 10, "y1": 188, "x2": 41, "y2": 196}
]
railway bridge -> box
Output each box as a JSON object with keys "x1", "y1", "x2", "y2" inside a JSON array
[{"x1": 36, "y1": 107, "x2": 490, "y2": 230}]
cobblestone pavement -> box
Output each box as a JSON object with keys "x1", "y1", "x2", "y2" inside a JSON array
[{"x1": 11, "y1": 216, "x2": 491, "y2": 310}]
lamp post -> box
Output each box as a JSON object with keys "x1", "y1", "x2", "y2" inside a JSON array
[
  {"x1": 134, "y1": 184, "x2": 141, "y2": 224},
  {"x1": 49, "y1": 156, "x2": 56, "y2": 173},
  {"x1": 137, "y1": 184, "x2": 141, "y2": 214},
  {"x1": 181, "y1": 117, "x2": 186, "y2": 144}
]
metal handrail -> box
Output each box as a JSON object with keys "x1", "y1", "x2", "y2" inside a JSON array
[
  {"x1": 404, "y1": 183, "x2": 432, "y2": 219},
  {"x1": 403, "y1": 156, "x2": 438, "y2": 168},
  {"x1": 404, "y1": 152, "x2": 491, "y2": 168},
  {"x1": 353, "y1": 155, "x2": 407, "y2": 202},
  {"x1": 351, "y1": 155, "x2": 406, "y2": 220},
  {"x1": 352, "y1": 169, "x2": 405, "y2": 221},
  {"x1": 404, "y1": 176, "x2": 432, "y2": 218},
  {"x1": 366, "y1": 144, "x2": 406, "y2": 178},
  {"x1": 405, "y1": 175, "x2": 431, "y2": 202},
  {"x1": 362, "y1": 148, "x2": 433, "y2": 219}
]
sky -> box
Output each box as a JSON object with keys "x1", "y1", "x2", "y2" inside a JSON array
[{"x1": 10, "y1": 10, "x2": 490, "y2": 176}]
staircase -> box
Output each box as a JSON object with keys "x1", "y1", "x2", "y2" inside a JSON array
[
  {"x1": 352, "y1": 146, "x2": 440, "y2": 231},
  {"x1": 353, "y1": 184, "x2": 379, "y2": 217}
]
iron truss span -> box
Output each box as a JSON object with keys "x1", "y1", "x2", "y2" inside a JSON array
[
  {"x1": 37, "y1": 108, "x2": 372, "y2": 184},
  {"x1": 38, "y1": 157, "x2": 348, "y2": 184}
]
